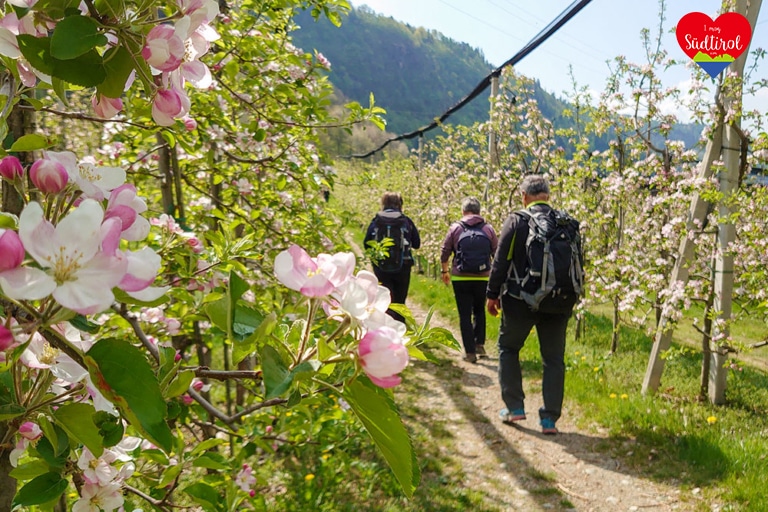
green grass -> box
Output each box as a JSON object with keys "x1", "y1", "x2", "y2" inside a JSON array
[{"x1": 407, "y1": 273, "x2": 768, "y2": 511}]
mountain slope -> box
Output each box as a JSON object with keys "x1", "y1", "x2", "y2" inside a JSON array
[
  {"x1": 291, "y1": 6, "x2": 701, "y2": 151},
  {"x1": 292, "y1": 6, "x2": 493, "y2": 134}
]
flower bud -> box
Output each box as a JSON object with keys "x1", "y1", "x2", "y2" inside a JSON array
[
  {"x1": 18, "y1": 421, "x2": 42, "y2": 441},
  {"x1": 182, "y1": 116, "x2": 197, "y2": 131},
  {"x1": 29, "y1": 158, "x2": 68, "y2": 194},
  {"x1": 0, "y1": 229, "x2": 24, "y2": 272},
  {"x1": 0, "y1": 325, "x2": 14, "y2": 351},
  {"x1": 0, "y1": 155, "x2": 23, "y2": 181},
  {"x1": 92, "y1": 94, "x2": 123, "y2": 119}
]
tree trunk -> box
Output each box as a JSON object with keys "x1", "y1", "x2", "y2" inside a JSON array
[
  {"x1": 158, "y1": 134, "x2": 175, "y2": 216},
  {"x1": 0, "y1": 425, "x2": 16, "y2": 510}
]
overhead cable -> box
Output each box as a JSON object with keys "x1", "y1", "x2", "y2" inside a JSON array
[{"x1": 347, "y1": 0, "x2": 595, "y2": 159}]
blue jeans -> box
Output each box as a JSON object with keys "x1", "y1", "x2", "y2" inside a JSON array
[
  {"x1": 451, "y1": 280, "x2": 487, "y2": 354},
  {"x1": 498, "y1": 295, "x2": 571, "y2": 421}
]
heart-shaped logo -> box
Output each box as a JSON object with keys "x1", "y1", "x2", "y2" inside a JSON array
[{"x1": 676, "y1": 12, "x2": 752, "y2": 79}]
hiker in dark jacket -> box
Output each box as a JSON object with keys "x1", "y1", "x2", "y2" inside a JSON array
[
  {"x1": 486, "y1": 174, "x2": 581, "y2": 435},
  {"x1": 364, "y1": 192, "x2": 421, "y2": 322},
  {"x1": 440, "y1": 197, "x2": 498, "y2": 363}
]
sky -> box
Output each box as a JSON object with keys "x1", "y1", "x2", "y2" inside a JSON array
[{"x1": 348, "y1": 0, "x2": 768, "y2": 120}]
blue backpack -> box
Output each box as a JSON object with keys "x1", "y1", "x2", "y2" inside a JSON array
[{"x1": 455, "y1": 221, "x2": 492, "y2": 273}]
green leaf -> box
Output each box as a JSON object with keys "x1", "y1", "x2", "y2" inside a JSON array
[
  {"x1": 0, "y1": 403, "x2": 25, "y2": 421},
  {"x1": 189, "y1": 438, "x2": 225, "y2": 457},
  {"x1": 69, "y1": 314, "x2": 101, "y2": 334},
  {"x1": 93, "y1": 412, "x2": 124, "y2": 447},
  {"x1": 184, "y1": 482, "x2": 222, "y2": 512},
  {"x1": 343, "y1": 377, "x2": 420, "y2": 497},
  {"x1": 50, "y1": 15, "x2": 108, "y2": 60},
  {"x1": 51, "y1": 49, "x2": 106, "y2": 87},
  {"x1": 415, "y1": 326, "x2": 462, "y2": 352},
  {"x1": 98, "y1": 46, "x2": 134, "y2": 98},
  {"x1": 13, "y1": 472, "x2": 68, "y2": 507},
  {"x1": 9, "y1": 460, "x2": 50, "y2": 481},
  {"x1": 36, "y1": 416, "x2": 57, "y2": 454},
  {"x1": 113, "y1": 288, "x2": 168, "y2": 307},
  {"x1": 233, "y1": 304, "x2": 263, "y2": 341},
  {"x1": 232, "y1": 307, "x2": 264, "y2": 363},
  {"x1": 17, "y1": 35, "x2": 54, "y2": 75},
  {"x1": 9, "y1": 134, "x2": 49, "y2": 152},
  {"x1": 157, "y1": 463, "x2": 183, "y2": 488},
  {"x1": 34, "y1": 436, "x2": 68, "y2": 469},
  {"x1": 85, "y1": 338, "x2": 174, "y2": 453},
  {"x1": 53, "y1": 403, "x2": 103, "y2": 457},
  {"x1": 260, "y1": 345, "x2": 291, "y2": 399},
  {"x1": 165, "y1": 370, "x2": 195, "y2": 399},
  {"x1": 31, "y1": 0, "x2": 80, "y2": 19},
  {"x1": 52, "y1": 79, "x2": 72, "y2": 110},
  {"x1": 192, "y1": 453, "x2": 229, "y2": 470}
]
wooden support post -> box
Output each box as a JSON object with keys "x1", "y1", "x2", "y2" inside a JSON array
[
  {"x1": 642, "y1": 0, "x2": 761, "y2": 396},
  {"x1": 485, "y1": 73, "x2": 500, "y2": 204}
]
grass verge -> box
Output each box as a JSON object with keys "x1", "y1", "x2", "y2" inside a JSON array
[{"x1": 407, "y1": 272, "x2": 768, "y2": 511}]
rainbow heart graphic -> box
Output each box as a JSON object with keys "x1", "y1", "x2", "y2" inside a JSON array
[{"x1": 676, "y1": 12, "x2": 752, "y2": 79}]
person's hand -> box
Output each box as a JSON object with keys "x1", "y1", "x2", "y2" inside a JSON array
[
  {"x1": 486, "y1": 298, "x2": 501, "y2": 317},
  {"x1": 441, "y1": 272, "x2": 451, "y2": 285}
]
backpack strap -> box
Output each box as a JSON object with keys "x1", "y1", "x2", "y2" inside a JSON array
[{"x1": 507, "y1": 210, "x2": 531, "y2": 285}]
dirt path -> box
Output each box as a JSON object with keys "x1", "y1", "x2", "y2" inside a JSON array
[{"x1": 405, "y1": 300, "x2": 697, "y2": 512}]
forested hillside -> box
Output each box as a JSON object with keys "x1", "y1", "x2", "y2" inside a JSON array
[{"x1": 291, "y1": 5, "x2": 702, "y2": 153}]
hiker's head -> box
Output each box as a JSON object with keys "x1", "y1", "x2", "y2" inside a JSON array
[
  {"x1": 461, "y1": 197, "x2": 481, "y2": 215},
  {"x1": 520, "y1": 174, "x2": 550, "y2": 206},
  {"x1": 381, "y1": 192, "x2": 403, "y2": 210}
]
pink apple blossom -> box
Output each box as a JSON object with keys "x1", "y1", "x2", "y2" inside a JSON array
[
  {"x1": 18, "y1": 422, "x2": 42, "y2": 441},
  {"x1": 45, "y1": 151, "x2": 126, "y2": 201},
  {"x1": 182, "y1": 116, "x2": 198, "y2": 131},
  {"x1": 0, "y1": 155, "x2": 23, "y2": 180},
  {"x1": 274, "y1": 245, "x2": 333, "y2": 296},
  {"x1": 357, "y1": 326, "x2": 409, "y2": 388},
  {"x1": 235, "y1": 464, "x2": 257, "y2": 492},
  {"x1": 72, "y1": 482, "x2": 124, "y2": 512},
  {"x1": 142, "y1": 24, "x2": 184, "y2": 72},
  {"x1": 11, "y1": 200, "x2": 128, "y2": 314},
  {"x1": 0, "y1": 324, "x2": 14, "y2": 351},
  {"x1": 0, "y1": 229, "x2": 24, "y2": 272},
  {"x1": 116, "y1": 246, "x2": 169, "y2": 301},
  {"x1": 106, "y1": 184, "x2": 150, "y2": 241},
  {"x1": 333, "y1": 270, "x2": 390, "y2": 322},
  {"x1": 92, "y1": 94, "x2": 123, "y2": 119},
  {"x1": 151, "y1": 87, "x2": 189, "y2": 126},
  {"x1": 78, "y1": 448, "x2": 119, "y2": 485},
  {"x1": 29, "y1": 158, "x2": 69, "y2": 194}
]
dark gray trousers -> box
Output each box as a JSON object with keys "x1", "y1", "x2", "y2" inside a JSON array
[{"x1": 498, "y1": 295, "x2": 571, "y2": 421}]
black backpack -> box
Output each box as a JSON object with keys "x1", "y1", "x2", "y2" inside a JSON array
[
  {"x1": 372, "y1": 211, "x2": 410, "y2": 273},
  {"x1": 509, "y1": 208, "x2": 584, "y2": 313},
  {"x1": 455, "y1": 221, "x2": 492, "y2": 273}
]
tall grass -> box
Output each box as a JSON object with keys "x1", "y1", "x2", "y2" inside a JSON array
[{"x1": 407, "y1": 273, "x2": 768, "y2": 511}]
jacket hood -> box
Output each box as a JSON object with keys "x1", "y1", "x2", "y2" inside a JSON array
[{"x1": 461, "y1": 214, "x2": 485, "y2": 226}]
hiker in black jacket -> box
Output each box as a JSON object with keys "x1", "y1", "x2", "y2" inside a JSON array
[
  {"x1": 486, "y1": 174, "x2": 583, "y2": 435},
  {"x1": 364, "y1": 192, "x2": 421, "y2": 322}
]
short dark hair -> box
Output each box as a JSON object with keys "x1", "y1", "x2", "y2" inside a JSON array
[
  {"x1": 461, "y1": 197, "x2": 481, "y2": 214},
  {"x1": 381, "y1": 191, "x2": 403, "y2": 210},
  {"x1": 520, "y1": 174, "x2": 550, "y2": 196}
]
